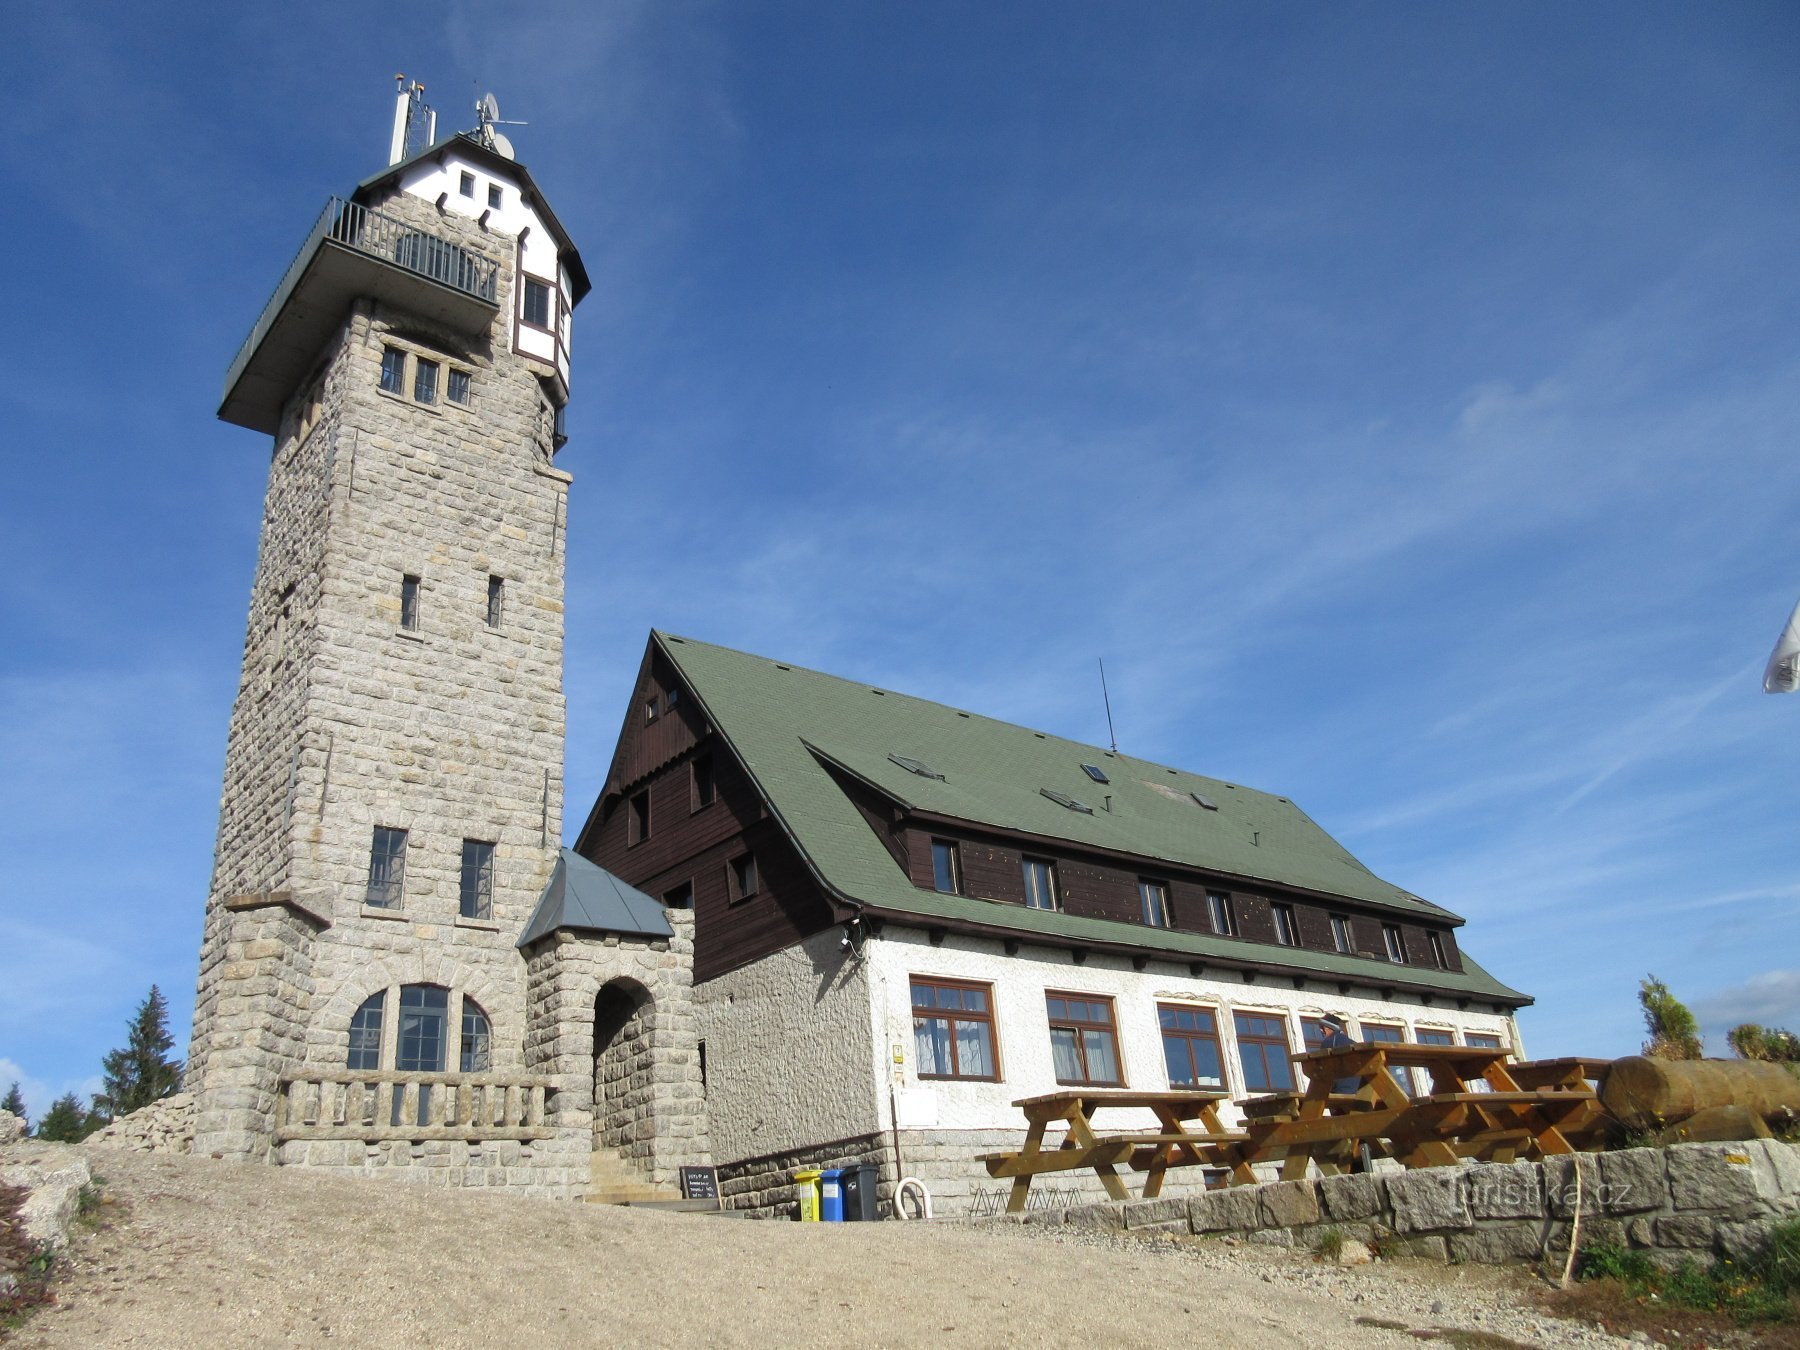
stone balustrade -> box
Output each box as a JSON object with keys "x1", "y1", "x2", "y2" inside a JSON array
[{"x1": 275, "y1": 1070, "x2": 556, "y2": 1143}]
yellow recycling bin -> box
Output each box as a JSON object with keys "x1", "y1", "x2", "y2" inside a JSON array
[{"x1": 793, "y1": 1169, "x2": 823, "y2": 1222}]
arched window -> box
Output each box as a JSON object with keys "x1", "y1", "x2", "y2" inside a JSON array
[
  {"x1": 461, "y1": 999, "x2": 492, "y2": 1073},
  {"x1": 347, "y1": 992, "x2": 384, "y2": 1071}
]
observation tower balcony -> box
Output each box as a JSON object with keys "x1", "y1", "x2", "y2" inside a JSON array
[{"x1": 220, "y1": 196, "x2": 500, "y2": 434}]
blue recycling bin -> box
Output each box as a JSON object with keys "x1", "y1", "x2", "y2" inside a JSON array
[{"x1": 820, "y1": 1167, "x2": 845, "y2": 1222}]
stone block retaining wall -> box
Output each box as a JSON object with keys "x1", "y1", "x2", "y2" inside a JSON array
[
  {"x1": 1021, "y1": 1141, "x2": 1800, "y2": 1268},
  {"x1": 272, "y1": 1134, "x2": 591, "y2": 1199}
]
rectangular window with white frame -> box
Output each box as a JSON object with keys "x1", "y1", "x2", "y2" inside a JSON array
[
  {"x1": 1330, "y1": 914, "x2": 1354, "y2": 953},
  {"x1": 1272, "y1": 902, "x2": 1299, "y2": 946},
  {"x1": 1383, "y1": 924, "x2": 1408, "y2": 964}
]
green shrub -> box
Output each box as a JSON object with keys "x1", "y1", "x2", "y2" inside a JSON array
[
  {"x1": 1312, "y1": 1226, "x2": 1345, "y2": 1260},
  {"x1": 1576, "y1": 1225, "x2": 1799, "y2": 1326}
]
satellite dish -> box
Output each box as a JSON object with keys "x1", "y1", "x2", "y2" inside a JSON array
[
  {"x1": 491, "y1": 132, "x2": 515, "y2": 160},
  {"x1": 479, "y1": 92, "x2": 500, "y2": 125}
]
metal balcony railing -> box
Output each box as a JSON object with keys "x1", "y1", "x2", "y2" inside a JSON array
[{"x1": 228, "y1": 197, "x2": 499, "y2": 388}]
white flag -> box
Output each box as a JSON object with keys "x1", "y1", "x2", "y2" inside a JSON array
[{"x1": 1765, "y1": 595, "x2": 1800, "y2": 694}]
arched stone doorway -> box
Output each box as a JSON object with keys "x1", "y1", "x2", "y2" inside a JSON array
[{"x1": 592, "y1": 978, "x2": 657, "y2": 1166}]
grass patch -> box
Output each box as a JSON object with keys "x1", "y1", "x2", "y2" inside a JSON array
[
  {"x1": 1312, "y1": 1226, "x2": 1345, "y2": 1261},
  {"x1": 1540, "y1": 1220, "x2": 1800, "y2": 1343}
]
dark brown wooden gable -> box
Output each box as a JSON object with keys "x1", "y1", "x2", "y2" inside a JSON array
[
  {"x1": 578, "y1": 639, "x2": 713, "y2": 853},
  {"x1": 815, "y1": 758, "x2": 910, "y2": 876}
]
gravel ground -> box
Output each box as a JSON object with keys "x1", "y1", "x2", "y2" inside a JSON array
[{"x1": 9, "y1": 1147, "x2": 1633, "y2": 1349}]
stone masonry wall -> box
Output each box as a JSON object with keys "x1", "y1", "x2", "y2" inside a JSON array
[
  {"x1": 273, "y1": 1134, "x2": 590, "y2": 1199},
  {"x1": 521, "y1": 913, "x2": 711, "y2": 1186},
  {"x1": 1026, "y1": 1141, "x2": 1800, "y2": 1270},
  {"x1": 190, "y1": 176, "x2": 574, "y2": 1155},
  {"x1": 190, "y1": 904, "x2": 320, "y2": 1160}
]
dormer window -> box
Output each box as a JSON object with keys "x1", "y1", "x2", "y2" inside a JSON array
[{"x1": 1080, "y1": 763, "x2": 1109, "y2": 784}]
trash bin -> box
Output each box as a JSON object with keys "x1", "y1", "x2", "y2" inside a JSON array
[
  {"x1": 820, "y1": 1167, "x2": 845, "y2": 1222},
  {"x1": 842, "y1": 1162, "x2": 879, "y2": 1221},
  {"x1": 794, "y1": 1169, "x2": 822, "y2": 1222}
]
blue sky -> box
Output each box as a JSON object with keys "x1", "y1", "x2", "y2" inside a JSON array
[{"x1": 2, "y1": 2, "x2": 1796, "y2": 1119}]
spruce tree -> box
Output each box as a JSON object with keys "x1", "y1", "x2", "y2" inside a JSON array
[
  {"x1": 35, "y1": 1092, "x2": 94, "y2": 1143},
  {"x1": 2, "y1": 1081, "x2": 25, "y2": 1128},
  {"x1": 95, "y1": 985, "x2": 183, "y2": 1121}
]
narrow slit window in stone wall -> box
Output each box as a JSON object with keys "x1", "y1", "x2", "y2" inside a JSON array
[
  {"x1": 365, "y1": 826, "x2": 408, "y2": 908},
  {"x1": 486, "y1": 574, "x2": 505, "y2": 628},
  {"x1": 400, "y1": 574, "x2": 421, "y2": 631},
  {"x1": 459, "y1": 839, "x2": 495, "y2": 919}
]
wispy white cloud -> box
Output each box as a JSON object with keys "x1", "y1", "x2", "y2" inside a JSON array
[{"x1": 1691, "y1": 969, "x2": 1800, "y2": 1044}]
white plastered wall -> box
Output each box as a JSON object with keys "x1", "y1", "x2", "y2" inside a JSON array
[
  {"x1": 862, "y1": 926, "x2": 1523, "y2": 1135},
  {"x1": 397, "y1": 151, "x2": 569, "y2": 383}
]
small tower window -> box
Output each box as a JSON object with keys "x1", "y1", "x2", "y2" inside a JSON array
[
  {"x1": 447, "y1": 369, "x2": 472, "y2": 406},
  {"x1": 485, "y1": 574, "x2": 505, "y2": 629},
  {"x1": 400, "y1": 575, "x2": 421, "y2": 631},
  {"x1": 413, "y1": 358, "x2": 439, "y2": 404},
  {"x1": 379, "y1": 347, "x2": 407, "y2": 394},
  {"x1": 487, "y1": 184, "x2": 503, "y2": 210},
  {"x1": 522, "y1": 277, "x2": 551, "y2": 328},
  {"x1": 460, "y1": 1000, "x2": 492, "y2": 1072},
  {"x1": 459, "y1": 171, "x2": 476, "y2": 198},
  {"x1": 459, "y1": 839, "x2": 495, "y2": 920},
  {"x1": 366, "y1": 826, "x2": 408, "y2": 908}
]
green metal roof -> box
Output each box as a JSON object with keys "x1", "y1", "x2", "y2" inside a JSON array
[{"x1": 655, "y1": 633, "x2": 1529, "y2": 1006}]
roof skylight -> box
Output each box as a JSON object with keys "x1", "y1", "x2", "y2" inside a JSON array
[
  {"x1": 888, "y1": 753, "x2": 944, "y2": 780},
  {"x1": 1191, "y1": 792, "x2": 1219, "y2": 811},
  {"x1": 1041, "y1": 787, "x2": 1094, "y2": 814},
  {"x1": 1080, "y1": 763, "x2": 1110, "y2": 784}
]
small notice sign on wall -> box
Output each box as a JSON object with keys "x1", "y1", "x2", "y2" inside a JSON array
[{"x1": 680, "y1": 1166, "x2": 720, "y2": 1202}]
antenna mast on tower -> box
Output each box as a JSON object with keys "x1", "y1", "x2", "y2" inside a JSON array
[{"x1": 389, "y1": 75, "x2": 436, "y2": 165}]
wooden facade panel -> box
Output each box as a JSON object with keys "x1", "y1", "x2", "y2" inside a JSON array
[
  {"x1": 586, "y1": 741, "x2": 760, "y2": 882},
  {"x1": 892, "y1": 820, "x2": 1464, "y2": 973},
  {"x1": 602, "y1": 649, "x2": 708, "y2": 798}
]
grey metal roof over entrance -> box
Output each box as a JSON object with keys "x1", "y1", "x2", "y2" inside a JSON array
[{"x1": 518, "y1": 848, "x2": 673, "y2": 949}]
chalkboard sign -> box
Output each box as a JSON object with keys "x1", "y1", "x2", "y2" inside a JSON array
[{"x1": 680, "y1": 1166, "x2": 720, "y2": 1201}]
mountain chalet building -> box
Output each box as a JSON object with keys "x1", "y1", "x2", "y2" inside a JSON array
[{"x1": 186, "y1": 95, "x2": 1530, "y2": 1216}]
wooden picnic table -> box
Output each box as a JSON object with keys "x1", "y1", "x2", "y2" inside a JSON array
[
  {"x1": 1216, "y1": 1044, "x2": 1601, "y2": 1184},
  {"x1": 979, "y1": 1089, "x2": 1247, "y2": 1214}
]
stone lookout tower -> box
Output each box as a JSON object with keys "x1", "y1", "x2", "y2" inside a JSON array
[{"x1": 187, "y1": 86, "x2": 706, "y2": 1190}]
